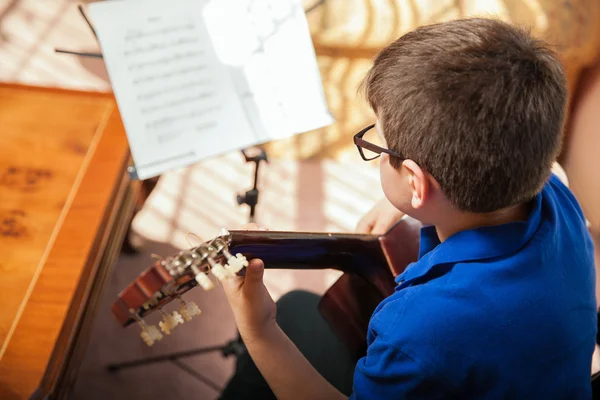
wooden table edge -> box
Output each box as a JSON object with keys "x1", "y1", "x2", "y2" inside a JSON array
[{"x1": 0, "y1": 84, "x2": 138, "y2": 399}]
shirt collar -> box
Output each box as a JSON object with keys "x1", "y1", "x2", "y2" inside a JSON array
[{"x1": 395, "y1": 191, "x2": 543, "y2": 285}]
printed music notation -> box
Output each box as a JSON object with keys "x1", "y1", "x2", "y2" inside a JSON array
[
  {"x1": 89, "y1": 0, "x2": 333, "y2": 180},
  {"x1": 122, "y1": 20, "x2": 216, "y2": 143}
]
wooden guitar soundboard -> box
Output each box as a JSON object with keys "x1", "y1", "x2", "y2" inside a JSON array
[{"x1": 0, "y1": 83, "x2": 138, "y2": 399}]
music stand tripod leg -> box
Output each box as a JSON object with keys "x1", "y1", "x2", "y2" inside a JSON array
[{"x1": 106, "y1": 339, "x2": 245, "y2": 392}]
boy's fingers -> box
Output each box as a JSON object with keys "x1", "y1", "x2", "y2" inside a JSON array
[
  {"x1": 221, "y1": 274, "x2": 244, "y2": 296},
  {"x1": 243, "y1": 259, "x2": 265, "y2": 287},
  {"x1": 373, "y1": 220, "x2": 392, "y2": 235},
  {"x1": 220, "y1": 259, "x2": 265, "y2": 296},
  {"x1": 356, "y1": 214, "x2": 374, "y2": 233}
]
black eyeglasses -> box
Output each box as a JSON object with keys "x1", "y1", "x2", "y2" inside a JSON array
[{"x1": 353, "y1": 124, "x2": 405, "y2": 161}]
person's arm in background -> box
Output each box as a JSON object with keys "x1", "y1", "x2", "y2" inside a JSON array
[
  {"x1": 558, "y1": 56, "x2": 600, "y2": 373},
  {"x1": 356, "y1": 197, "x2": 405, "y2": 234}
]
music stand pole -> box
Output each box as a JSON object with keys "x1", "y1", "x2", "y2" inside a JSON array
[{"x1": 237, "y1": 147, "x2": 268, "y2": 223}]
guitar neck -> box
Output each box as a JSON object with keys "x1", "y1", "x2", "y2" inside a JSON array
[
  {"x1": 112, "y1": 220, "x2": 421, "y2": 328},
  {"x1": 228, "y1": 229, "x2": 392, "y2": 284}
]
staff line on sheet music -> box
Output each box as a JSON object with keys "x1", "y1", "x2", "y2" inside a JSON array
[
  {"x1": 132, "y1": 65, "x2": 207, "y2": 85},
  {"x1": 124, "y1": 24, "x2": 195, "y2": 41},
  {"x1": 140, "y1": 92, "x2": 215, "y2": 114},
  {"x1": 137, "y1": 80, "x2": 211, "y2": 101},
  {"x1": 129, "y1": 50, "x2": 205, "y2": 71},
  {"x1": 156, "y1": 121, "x2": 219, "y2": 144},
  {"x1": 134, "y1": 151, "x2": 196, "y2": 171},
  {"x1": 124, "y1": 37, "x2": 199, "y2": 56},
  {"x1": 146, "y1": 107, "x2": 221, "y2": 129}
]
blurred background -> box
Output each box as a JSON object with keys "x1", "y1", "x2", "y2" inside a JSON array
[{"x1": 0, "y1": 0, "x2": 598, "y2": 399}]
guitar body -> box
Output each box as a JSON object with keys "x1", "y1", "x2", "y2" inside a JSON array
[
  {"x1": 112, "y1": 218, "x2": 422, "y2": 353},
  {"x1": 318, "y1": 217, "x2": 421, "y2": 358},
  {"x1": 319, "y1": 273, "x2": 388, "y2": 359}
]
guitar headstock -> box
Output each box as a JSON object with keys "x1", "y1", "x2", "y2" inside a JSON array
[{"x1": 111, "y1": 228, "x2": 249, "y2": 346}]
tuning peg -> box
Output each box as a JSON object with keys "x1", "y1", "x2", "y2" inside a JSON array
[
  {"x1": 173, "y1": 311, "x2": 184, "y2": 325},
  {"x1": 207, "y1": 255, "x2": 233, "y2": 281},
  {"x1": 178, "y1": 297, "x2": 201, "y2": 321},
  {"x1": 209, "y1": 260, "x2": 233, "y2": 281},
  {"x1": 224, "y1": 252, "x2": 249, "y2": 274},
  {"x1": 196, "y1": 271, "x2": 215, "y2": 290},
  {"x1": 191, "y1": 264, "x2": 215, "y2": 291},
  {"x1": 132, "y1": 311, "x2": 163, "y2": 346},
  {"x1": 141, "y1": 325, "x2": 163, "y2": 346},
  {"x1": 158, "y1": 309, "x2": 184, "y2": 335},
  {"x1": 158, "y1": 320, "x2": 171, "y2": 335}
]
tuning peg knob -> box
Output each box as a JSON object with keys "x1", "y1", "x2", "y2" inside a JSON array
[
  {"x1": 226, "y1": 253, "x2": 249, "y2": 274},
  {"x1": 159, "y1": 310, "x2": 184, "y2": 335},
  {"x1": 132, "y1": 310, "x2": 163, "y2": 346},
  {"x1": 191, "y1": 264, "x2": 214, "y2": 290},
  {"x1": 179, "y1": 300, "x2": 202, "y2": 321},
  {"x1": 158, "y1": 320, "x2": 171, "y2": 335},
  {"x1": 172, "y1": 310, "x2": 184, "y2": 325},
  {"x1": 210, "y1": 262, "x2": 233, "y2": 281},
  {"x1": 196, "y1": 271, "x2": 215, "y2": 290},
  {"x1": 140, "y1": 324, "x2": 163, "y2": 346}
]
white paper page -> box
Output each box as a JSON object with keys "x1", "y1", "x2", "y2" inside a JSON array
[
  {"x1": 89, "y1": 0, "x2": 260, "y2": 179},
  {"x1": 203, "y1": 0, "x2": 334, "y2": 140},
  {"x1": 89, "y1": 0, "x2": 333, "y2": 179}
]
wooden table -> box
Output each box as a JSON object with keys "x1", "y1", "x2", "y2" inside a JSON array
[{"x1": 0, "y1": 83, "x2": 139, "y2": 399}]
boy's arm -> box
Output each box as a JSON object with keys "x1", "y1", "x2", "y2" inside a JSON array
[
  {"x1": 244, "y1": 323, "x2": 348, "y2": 400},
  {"x1": 222, "y1": 258, "x2": 348, "y2": 400}
]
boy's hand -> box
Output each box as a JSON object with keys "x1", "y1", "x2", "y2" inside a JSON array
[
  {"x1": 221, "y1": 257, "x2": 276, "y2": 340},
  {"x1": 221, "y1": 222, "x2": 347, "y2": 400},
  {"x1": 356, "y1": 197, "x2": 405, "y2": 235},
  {"x1": 222, "y1": 222, "x2": 275, "y2": 339}
]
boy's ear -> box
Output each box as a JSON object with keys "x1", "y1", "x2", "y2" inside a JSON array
[{"x1": 402, "y1": 159, "x2": 429, "y2": 209}]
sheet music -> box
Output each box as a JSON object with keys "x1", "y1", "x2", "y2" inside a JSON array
[{"x1": 88, "y1": 0, "x2": 333, "y2": 180}]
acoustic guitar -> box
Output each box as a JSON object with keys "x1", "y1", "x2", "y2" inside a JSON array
[{"x1": 112, "y1": 217, "x2": 421, "y2": 357}]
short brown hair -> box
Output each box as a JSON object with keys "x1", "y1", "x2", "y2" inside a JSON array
[{"x1": 362, "y1": 18, "x2": 567, "y2": 212}]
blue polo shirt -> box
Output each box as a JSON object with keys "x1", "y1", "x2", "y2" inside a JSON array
[{"x1": 351, "y1": 174, "x2": 596, "y2": 399}]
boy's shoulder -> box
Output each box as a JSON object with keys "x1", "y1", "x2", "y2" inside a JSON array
[
  {"x1": 367, "y1": 275, "x2": 501, "y2": 386},
  {"x1": 366, "y1": 173, "x2": 595, "y2": 384}
]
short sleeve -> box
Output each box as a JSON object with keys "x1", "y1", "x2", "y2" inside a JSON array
[{"x1": 349, "y1": 335, "x2": 454, "y2": 400}]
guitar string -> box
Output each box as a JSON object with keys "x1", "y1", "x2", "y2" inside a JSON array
[
  {"x1": 185, "y1": 231, "x2": 219, "y2": 286},
  {"x1": 185, "y1": 231, "x2": 204, "y2": 247}
]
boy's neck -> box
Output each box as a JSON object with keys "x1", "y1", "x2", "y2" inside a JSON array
[{"x1": 434, "y1": 202, "x2": 530, "y2": 242}]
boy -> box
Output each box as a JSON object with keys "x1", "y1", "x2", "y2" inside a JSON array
[{"x1": 220, "y1": 18, "x2": 597, "y2": 399}]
